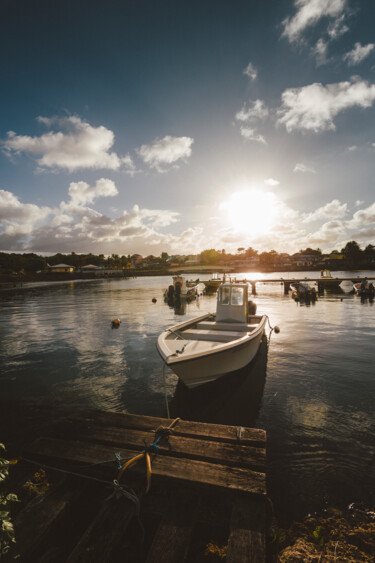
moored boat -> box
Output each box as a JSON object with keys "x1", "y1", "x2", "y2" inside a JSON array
[
  {"x1": 164, "y1": 275, "x2": 198, "y2": 301},
  {"x1": 157, "y1": 282, "x2": 267, "y2": 388},
  {"x1": 203, "y1": 273, "x2": 226, "y2": 292},
  {"x1": 290, "y1": 281, "x2": 317, "y2": 299},
  {"x1": 353, "y1": 280, "x2": 375, "y2": 297}
]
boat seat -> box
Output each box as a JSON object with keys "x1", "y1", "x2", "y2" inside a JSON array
[
  {"x1": 196, "y1": 321, "x2": 258, "y2": 332},
  {"x1": 181, "y1": 328, "x2": 246, "y2": 342}
]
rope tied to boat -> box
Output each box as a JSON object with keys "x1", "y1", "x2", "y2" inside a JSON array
[{"x1": 116, "y1": 418, "x2": 180, "y2": 494}]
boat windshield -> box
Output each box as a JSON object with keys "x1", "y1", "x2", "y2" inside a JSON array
[
  {"x1": 231, "y1": 286, "x2": 244, "y2": 305},
  {"x1": 221, "y1": 286, "x2": 231, "y2": 304},
  {"x1": 220, "y1": 285, "x2": 244, "y2": 306}
]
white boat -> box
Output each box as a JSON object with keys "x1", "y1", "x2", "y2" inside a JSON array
[
  {"x1": 157, "y1": 282, "x2": 267, "y2": 388},
  {"x1": 339, "y1": 280, "x2": 354, "y2": 293},
  {"x1": 164, "y1": 275, "x2": 198, "y2": 301}
]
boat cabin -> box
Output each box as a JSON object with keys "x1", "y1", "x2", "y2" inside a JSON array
[
  {"x1": 216, "y1": 283, "x2": 249, "y2": 323},
  {"x1": 320, "y1": 269, "x2": 332, "y2": 279}
]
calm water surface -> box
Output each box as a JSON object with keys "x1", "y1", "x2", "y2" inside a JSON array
[{"x1": 1, "y1": 271, "x2": 374, "y2": 522}]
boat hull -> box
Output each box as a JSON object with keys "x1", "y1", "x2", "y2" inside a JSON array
[
  {"x1": 171, "y1": 331, "x2": 265, "y2": 388},
  {"x1": 157, "y1": 313, "x2": 266, "y2": 389}
]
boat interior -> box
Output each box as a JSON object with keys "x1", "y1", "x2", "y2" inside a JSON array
[{"x1": 174, "y1": 316, "x2": 264, "y2": 343}]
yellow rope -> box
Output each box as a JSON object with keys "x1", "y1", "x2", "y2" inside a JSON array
[{"x1": 116, "y1": 417, "x2": 180, "y2": 494}]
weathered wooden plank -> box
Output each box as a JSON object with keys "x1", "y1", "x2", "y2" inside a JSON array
[
  {"x1": 73, "y1": 410, "x2": 266, "y2": 446},
  {"x1": 66, "y1": 496, "x2": 138, "y2": 563},
  {"x1": 146, "y1": 491, "x2": 200, "y2": 563},
  {"x1": 14, "y1": 477, "x2": 79, "y2": 558},
  {"x1": 25, "y1": 437, "x2": 266, "y2": 495},
  {"x1": 226, "y1": 497, "x2": 266, "y2": 563},
  {"x1": 52, "y1": 419, "x2": 266, "y2": 472}
]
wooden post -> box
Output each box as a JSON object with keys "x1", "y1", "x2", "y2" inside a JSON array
[
  {"x1": 227, "y1": 496, "x2": 266, "y2": 563},
  {"x1": 283, "y1": 282, "x2": 290, "y2": 294},
  {"x1": 250, "y1": 281, "x2": 256, "y2": 295}
]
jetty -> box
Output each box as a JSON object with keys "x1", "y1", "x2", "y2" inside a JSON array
[
  {"x1": 243, "y1": 276, "x2": 375, "y2": 295},
  {"x1": 10, "y1": 408, "x2": 267, "y2": 562}
]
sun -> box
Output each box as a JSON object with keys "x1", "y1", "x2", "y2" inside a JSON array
[{"x1": 220, "y1": 189, "x2": 278, "y2": 236}]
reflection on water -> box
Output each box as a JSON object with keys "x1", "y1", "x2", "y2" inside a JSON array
[{"x1": 1, "y1": 271, "x2": 375, "y2": 523}]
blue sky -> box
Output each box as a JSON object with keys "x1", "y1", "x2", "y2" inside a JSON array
[{"x1": 1, "y1": 0, "x2": 375, "y2": 256}]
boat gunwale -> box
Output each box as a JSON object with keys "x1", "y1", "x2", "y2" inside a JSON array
[{"x1": 157, "y1": 314, "x2": 267, "y2": 365}]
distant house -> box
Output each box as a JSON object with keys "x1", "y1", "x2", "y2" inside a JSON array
[
  {"x1": 48, "y1": 263, "x2": 74, "y2": 273},
  {"x1": 329, "y1": 252, "x2": 344, "y2": 260},
  {"x1": 292, "y1": 253, "x2": 321, "y2": 267},
  {"x1": 79, "y1": 264, "x2": 103, "y2": 272}
]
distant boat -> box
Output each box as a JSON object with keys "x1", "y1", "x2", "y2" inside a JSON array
[
  {"x1": 203, "y1": 273, "x2": 235, "y2": 292},
  {"x1": 320, "y1": 269, "x2": 332, "y2": 279},
  {"x1": 203, "y1": 273, "x2": 224, "y2": 292},
  {"x1": 157, "y1": 282, "x2": 267, "y2": 388},
  {"x1": 164, "y1": 275, "x2": 198, "y2": 301},
  {"x1": 290, "y1": 281, "x2": 317, "y2": 299},
  {"x1": 353, "y1": 280, "x2": 375, "y2": 297},
  {"x1": 339, "y1": 280, "x2": 354, "y2": 294}
]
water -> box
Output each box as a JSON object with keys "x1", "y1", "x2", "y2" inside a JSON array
[{"x1": 1, "y1": 271, "x2": 374, "y2": 523}]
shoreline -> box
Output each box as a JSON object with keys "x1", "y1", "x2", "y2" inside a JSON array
[{"x1": 2, "y1": 266, "x2": 375, "y2": 287}]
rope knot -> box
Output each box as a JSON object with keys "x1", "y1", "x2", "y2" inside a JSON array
[{"x1": 145, "y1": 443, "x2": 160, "y2": 455}]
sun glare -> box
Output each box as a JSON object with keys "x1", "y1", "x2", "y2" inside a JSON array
[{"x1": 221, "y1": 189, "x2": 278, "y2": 236}]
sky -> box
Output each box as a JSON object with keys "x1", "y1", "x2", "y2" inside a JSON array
[{"x1": 1, "y1": 0, "x2": 375, "y2": 257}]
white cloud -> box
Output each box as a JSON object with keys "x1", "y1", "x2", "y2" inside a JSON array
[
  {"x1": 327, "y1": 14, "x2": 348, "y2": 39},
  {"x1": 343, "y1": 42, "x2": 375, "y2": 66},
  {"x1": 0, "y1": 181, "x2": 182, "y2": 254},
  {"x1": 243, "y1": 62, "x2": 257, "y2": 80},
  {"x1": 0, "y1": 189, "x2": 50, "y2": 222},
  {"x1": 122, "y1": 153, "x2": 138, "y2": 176},
  {"x1": 282, "y1": 0, "x2": 348, "y2": 43},
  {"x1": 235, "y1": 100, "x2": 268, "y2": 122},
  {"x1": 303, "y1": 199, "x2": 348, "y2": 222},
  {"x1": 347, "y1": 145, "x2": 357, "y2": 151},
  {"x1": 355, "y1": 200, "x2": 363, "y2": 207},
  {"x1": 264, "y1": 178, "x2": 280, "y2": 186},
  {"x1": 239, "y1": 127, "x2": 267, "y2": 144},
  {"x1": 349, "y1": 202, "x2": 375, "y2": 227},
  {"x1": 235, "y1": 100, "x2": 268, "y2": 144},
  {"x1": 293, "y1": 163, "x2": 316, "y2": 173},
  {"x1": 306, "y1": 219, "x2": 346, "y2": 245},
  {"x1": 68, "y1": 178, "x2": 118, "y2": 206},
  {"x1": 137, "y1": 136, "x2": 194, "y2": 172},
  {"x1": 2, "y1": 116, "x2": 125, "y2": 172},
  {"x1": 312, "y1": 38, "x2": 329, "y2": 66},
  {"x1": 278, "y1": 79, "x2": 375, "y2": 133}
]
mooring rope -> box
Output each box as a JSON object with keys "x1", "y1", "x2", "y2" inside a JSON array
[{"x1": 117, "y1": 417, "x2": 180, "y2": 494}]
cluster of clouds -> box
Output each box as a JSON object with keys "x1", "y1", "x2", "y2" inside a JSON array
[
  {"x1": 236, "y1": 0, "x2": 375, "y2": 142},
  {"x1": 0, "y1": 179, "x2": 191, "y2": 254},
  {"x1": 2, "y1": 116, "x2": 194, "y2": 174},
  {"x1": 1, "y1": 177, "x2": 375, "y2": 255}
]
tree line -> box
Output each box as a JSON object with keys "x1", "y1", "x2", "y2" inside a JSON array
[{"x1": 0, "y1": 241, "x2": 374, "y2": 273}]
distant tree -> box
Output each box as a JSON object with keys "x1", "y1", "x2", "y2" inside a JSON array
[
  {"x1": 237, "y1": 247, "x2": 245, "y2": 254},
  {"x1": 259, "y1": 250, "x2": 278, "y2": 265},
  {"x1": 199, "y1": 249, "x2": 222, "y2": 265},
  {"x1": 341, "y1": 241, "x2": 362, "y2": 266},
  {"x1": 161, "y1": 252, "x2": 169, "y2": 261},
  {"x1": 245, "y1": 247, "x2": 258, "y2": 258}
]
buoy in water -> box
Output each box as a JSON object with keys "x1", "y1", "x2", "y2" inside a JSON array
[
  {"x1": 152, "y1": 298, "x2": 157, "y2": 303},
  {"x1": 274, "y1": 325, "x2": 280, "y2": 333},
  {"x1": 111, "y1": 318, "x2": 121, "y2": 328}
]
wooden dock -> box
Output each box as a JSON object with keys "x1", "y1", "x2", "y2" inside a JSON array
[
  {"x1": 242, "y1": 276, "x2": 375, "y2": 294},
  {"x1": 10, "y1": 409, "x2": 267, "y2": 562}
]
